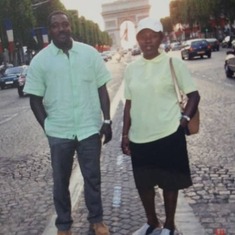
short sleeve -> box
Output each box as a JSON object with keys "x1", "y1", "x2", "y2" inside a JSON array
[{"x1": 23, "y1": 55, "x2": 46, "y2": 97}]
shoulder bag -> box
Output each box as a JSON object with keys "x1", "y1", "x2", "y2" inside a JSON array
[{"x1": 169, "y1": 57, "x2": 200, "y2": 135}]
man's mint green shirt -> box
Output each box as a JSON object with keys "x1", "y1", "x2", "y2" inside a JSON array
[
  {"x1": 24, "y1": 41, "x2": 112, "y2": 140},
  {"x1": 124, "y1": 51, "x2": 197, "y2": 143}
]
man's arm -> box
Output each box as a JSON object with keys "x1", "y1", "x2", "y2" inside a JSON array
[
  {"x1": 29, "y1": 94, "x2": 47, "y2": 130},
  {"x1": 98, "y1": 84, "x2": 112, "y2": 144}
]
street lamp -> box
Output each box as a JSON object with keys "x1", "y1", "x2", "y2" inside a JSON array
[
  {"x1": 205, "y1": 28, "x2": 208, "y2": 38},
  {"x1": 32, "y1": 0, "x2": 51, "y2": 10}
]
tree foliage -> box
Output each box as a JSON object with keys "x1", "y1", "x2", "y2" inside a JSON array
[
  {"x1": 0, "y1": 0, "x2": 35, "y2": 48},
  {"x1": 170, "y1": 0, "x2": 235, "y2": 29},
  {"x1": 0, "y1": 0, "x2": 112, "y2": 53},
  {"x1": 161, "y1": 17, "x2": 173, "y2": 33}
]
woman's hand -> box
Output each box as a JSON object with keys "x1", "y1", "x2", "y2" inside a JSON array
[
  {"x1": 180, "y1": 117, "x2": 189, "y2": 128},
  {"x1": 121, "y1": 136, "x2": 131, "y2": 156}
]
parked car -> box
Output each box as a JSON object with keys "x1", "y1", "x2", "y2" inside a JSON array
[
  {"x1": 102, "y1": 51, "x2": 112, "y2": 60},
  {"x1": 100, "y1": 52, "x2": 109, "y2": 62},
  {"x1": 170, "y1": 42, "x2": 182, "y2": 51},
  {"x1": 159, "y1": 43, "x2": 171, "y2": 52},
  {"x1": 0, "y1": 65, "x2": 28, "y2": 90},
  {"x1": 17, "y1": 66, "x2": 29, "y2": 97},
  {"x1": 181, "y1": 39, "x2": 211, "y2": 60},
  {"x1": 206, "y1": 38, "x2": 220, "y2": 51}
]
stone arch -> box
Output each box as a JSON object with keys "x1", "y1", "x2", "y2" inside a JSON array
[{"x1": 101, "y1": 0, "x2": 150, "y2": 49}]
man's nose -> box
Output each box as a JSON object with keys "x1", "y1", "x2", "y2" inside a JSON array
[{"x1": 58, "y1": 24, "x2": 65, "y2": 31}]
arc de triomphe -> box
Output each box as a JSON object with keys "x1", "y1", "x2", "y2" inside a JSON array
[{"x1": 101, "y1": 0, "x2": 150, "y2": 49}]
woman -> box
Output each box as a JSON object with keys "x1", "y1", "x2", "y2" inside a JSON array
[{"x1": 121, "y1": 17, "x2": 200, "y2": 235}]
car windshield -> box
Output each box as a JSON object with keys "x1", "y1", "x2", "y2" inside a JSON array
[
  {"x1": 5, "y1": 67, "x2": 24, "y2": 75},
  {"x1": 191, "y1": 40, "x2": 207, "y2": 46}
]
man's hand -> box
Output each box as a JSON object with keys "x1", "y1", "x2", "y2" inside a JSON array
[{"x1": 100, "y1": 123, "x2": 112, "y2": 144}]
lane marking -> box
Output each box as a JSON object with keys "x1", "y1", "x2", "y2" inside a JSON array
[{"x1": 0, "y1": 113, "x2": 18, "y2": 125}]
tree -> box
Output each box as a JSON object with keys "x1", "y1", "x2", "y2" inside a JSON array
[
  {"x1": 0, "y1": 0, "x2": 35, "y2": 48},
  {"x1": 170, "y1": 0, "x2": 235, "y2": 36},
  {"x1": 0, "y1": 0, "x2": 112, "y2": 61},
  {"x1": 161, "y1": 17, "x2": 173, "y2": 33}
]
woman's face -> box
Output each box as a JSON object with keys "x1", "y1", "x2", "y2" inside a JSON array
[{"x1": 137, "y1": 29, "x2": 163, "y2": 60}]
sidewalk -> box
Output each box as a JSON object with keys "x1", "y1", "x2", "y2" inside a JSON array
[{"x1": 42, "y1": 80, "x2": 206, "y2": 235}]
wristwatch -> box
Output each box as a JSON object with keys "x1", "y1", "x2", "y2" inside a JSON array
[
  {"x1": 181, "y1": 115, "x2": 190, "y2": 122},
  {"x1": 103, "y1": 120, "x2": 112, "y2": 125}
]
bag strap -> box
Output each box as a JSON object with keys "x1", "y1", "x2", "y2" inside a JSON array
[
  {"x1": 169, "y1": 57, "x2": 181, "y2": 102},
  {"x1": 169, "y1": 57, "x2": 184, "y2": 111}
]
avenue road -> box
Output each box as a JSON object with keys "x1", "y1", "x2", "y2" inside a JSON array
[{"x1": 0, "y1": 48, "x2": 235, "y2": 234}]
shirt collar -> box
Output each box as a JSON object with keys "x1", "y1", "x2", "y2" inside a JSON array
[
  {"x1": 139, "y1": 50, "x2": 166, "y2": 65},
  {"x1": 49, "y1": 39, "x2": 79, "y2": 55}
]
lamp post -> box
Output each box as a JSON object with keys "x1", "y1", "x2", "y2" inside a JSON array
[
  {"x1": 31, "y1": 0, "x2": 51, "y2": 10},
  {"x1": 205, "y1": 28, "x2": 208, "y2": 38}
]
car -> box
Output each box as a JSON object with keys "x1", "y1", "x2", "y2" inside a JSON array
[
  {"x1": 0, "y1": 65, "x2": 28, "y2": 90},
  {"x1": 159, "y1": 43, "x2": 171, "y2": 52},
  {"x1": 181, "y1": 39, "x2": 211, "y2": 60},
  {"x1": 17, "y1": 66, "x2": 29, "y2": 97},
  {"x1": 102, "y1": 51, "x2": 112, "y2": 60},
  {"x1": 170, "y1": 42, "x2": 182, "y2": 51},
  {"x1": 100, "y1": 52, "x2": 109, "y2": 62},
  {"x1": 206, "y1": 38, "x2": 220, "y2": 51},
  {"x1": 131, "y1": 47, "x2": 141, "y2": 56},
  {"x1": 224, "y1": 50, "x2": 235, "y2": 78},
  {"x1": 0, "y1": 63, "x2": 13, "y2": 76}
]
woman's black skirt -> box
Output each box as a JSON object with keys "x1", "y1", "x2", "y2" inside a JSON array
[{"x1": 130, "y1": 126, "x2": 192, "y2": 190}]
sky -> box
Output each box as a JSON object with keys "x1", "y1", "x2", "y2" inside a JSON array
[
  {"x1": 60, "y1": 0, "x2": 171, "y2": 48},
  {"x1": 60, "y1": 0, "x2": 171, "y2": 31}
]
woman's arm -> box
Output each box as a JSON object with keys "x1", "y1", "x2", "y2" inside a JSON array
[
  {"x1": 121, "y1": 99, "x2": 131, "y2": 156},
  {"x1": 180, "y1": 90, "x2": 200, "y2": 127}
]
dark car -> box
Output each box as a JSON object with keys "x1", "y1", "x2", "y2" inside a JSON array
[
  {"x1": 0, "y1": 65, "x2": 28, "y2": 90},
  {"x1": 17, "y1": 66, "x2": 29, "y2": 97},
  {"x1": 206, "y1": 38, "x2": 220, "y2": 51},
  {"x1": 181, "y1": 39, "x2": 211, "y2": 60}
]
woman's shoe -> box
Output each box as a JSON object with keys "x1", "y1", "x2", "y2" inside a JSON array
[
  {"x1": 160, "y1": 228, "x2": 180, "y2": 235},
  {"x1": 132, "y1": 223, "x2": 162, "y2": 235}
]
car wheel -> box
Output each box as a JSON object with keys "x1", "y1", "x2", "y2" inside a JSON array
[
  {"x1": 0, "y1": 85, "x2": 4, "y2": 90},
  {"x1": 18, "y1": 87, "x2": 24, "y2": 97},
  {"x1": 225, "y1": 64, "x2": 233, "y2": 78},
  {"x1": 181, "y1": 54, "x2": 185, "y2": 60}
]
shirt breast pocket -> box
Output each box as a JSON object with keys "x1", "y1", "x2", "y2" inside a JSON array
[{"x1": 77, "y1": 64, "x2": 95, "y2": 83}]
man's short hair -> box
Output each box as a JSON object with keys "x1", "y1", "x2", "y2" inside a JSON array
[{"x1": 47, "y1": 10, "x2": 70, "y2": 27}]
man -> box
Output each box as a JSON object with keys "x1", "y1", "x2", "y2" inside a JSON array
[{"x1": 24, "y1": 10, "x2": 112, "y2": 235}]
